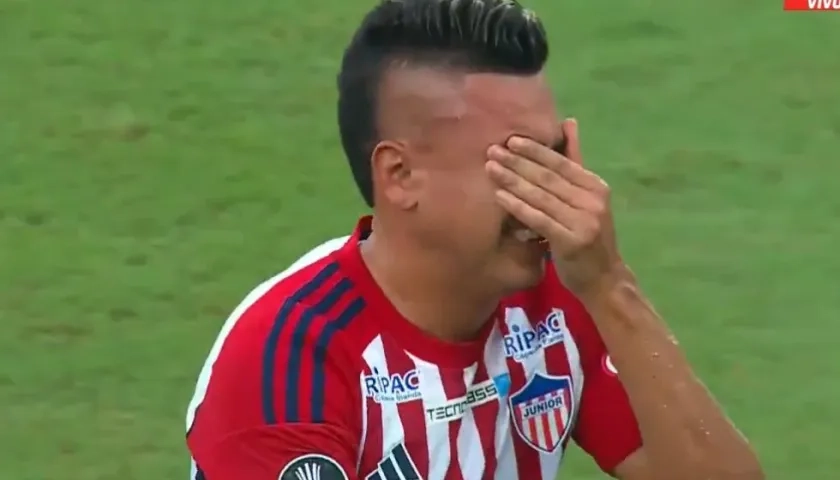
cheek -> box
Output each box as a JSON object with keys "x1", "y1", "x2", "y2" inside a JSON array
[
  {"x1": 444, "y1": 172, "x2": 505, "y2": 233},
  {"x1": 426, "y1": 169, "x2": 490, "y2": 206},
  {"x1": 416, "y1": 169, "x2": 505, "y2": 254},
  {"x1": 461, "y1": 170, "x2": 502, "y2": 214}
]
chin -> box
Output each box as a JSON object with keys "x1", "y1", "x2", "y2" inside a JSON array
[{"x1": 497, "y1": 260, "x2": 545, "y2": 294}]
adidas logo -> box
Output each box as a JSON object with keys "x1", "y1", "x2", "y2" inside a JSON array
[{"x1": 364, "y1": 443, "x2": 420, "y2": 480}]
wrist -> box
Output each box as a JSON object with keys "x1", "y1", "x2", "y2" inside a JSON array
[{"x1": 575, "y1": 262, "x2": 638, "y2": 308}]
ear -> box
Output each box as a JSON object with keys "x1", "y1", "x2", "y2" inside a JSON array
[{"x1": 370, "y1": 140, "x2": 419, "y2": 210}]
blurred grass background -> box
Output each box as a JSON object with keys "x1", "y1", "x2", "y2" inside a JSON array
[{"x1": 1, "y1": 1, "x2": 838, "y2": 478}]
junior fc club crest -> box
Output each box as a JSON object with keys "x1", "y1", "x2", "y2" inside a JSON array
[{"x1": 508, "y1": 373, "x2": 575, "y2": 453}]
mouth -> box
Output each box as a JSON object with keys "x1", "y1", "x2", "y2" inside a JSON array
[
  {"x1": 503, "y1": 218, "x2": 547, "y2": 244},
  {"x1": 512, "y1": 228, "x2": 544, "y2": 243}
]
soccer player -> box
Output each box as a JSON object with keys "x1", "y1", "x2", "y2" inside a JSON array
[{"x1": 186, "y1": 1, "x2": 764, "y2": 479}]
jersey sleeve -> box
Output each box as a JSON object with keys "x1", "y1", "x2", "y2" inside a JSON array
[
  {"x1": 571, "y1": 322, "x2": 643, "y2": 473},
  {"x1": 543, "y1": 262, "x2": 643, "y2": 473},
  {"x1": 187, "y1": 300, "x2": 363, "y2": 480}
]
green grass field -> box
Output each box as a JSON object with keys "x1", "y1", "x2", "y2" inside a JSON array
[{"x1": 2, "y1": 1, "x2": 839, "y2": 478}]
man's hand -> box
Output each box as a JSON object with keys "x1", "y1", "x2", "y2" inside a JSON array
[
  {"x1": 485, "y1": 119, "x2": 623, "y2": 296},
  {"x1": 486, "y1": 121, "x2": 765, "y2": 480}
]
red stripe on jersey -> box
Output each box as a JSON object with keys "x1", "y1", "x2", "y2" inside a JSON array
[
  {"x1": 383, "y1": 337, "x2": 431, "y2": 478},
  {"x1": 439, "y1": 366, "x2": 467, "y2": 480},
  {"x1": 540, "y1": 307, "x2": 581, "y2": 453},
  {"x1": 470, "y1": 363, "x2": 499, "y2": 480},
  {"x1": 544, "y1": 391, "x2": 564, "y2": 448},
  {"x1": 360, "y1": 362, "x2": 383, "y2": 471},
  {"x1": 504, "y1": 357, "x2": 542, "y2": 478}
]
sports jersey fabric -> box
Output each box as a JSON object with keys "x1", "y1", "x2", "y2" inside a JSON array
[{"x1": 186, "y1": 216, "x2": 642, "y2": 480}]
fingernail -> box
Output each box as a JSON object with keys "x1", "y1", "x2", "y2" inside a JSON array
[
  {"x1": 507, "y1": 136, "x2": 525, "y2": 148},
  {"x1": 487, "y1": 145, "x2": 505, "y2": 158}
]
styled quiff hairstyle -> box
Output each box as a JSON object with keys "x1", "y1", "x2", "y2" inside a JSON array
[{"x1": 336, "y1": 0, "x2": 549, "y2": 206}]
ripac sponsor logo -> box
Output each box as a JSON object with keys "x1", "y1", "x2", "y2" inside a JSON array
[
  {"x1": 503, "y1": 309, "x2": 566, "y2": 362},
  {"x1": 362, "y1": 367, "x2": 421, "y2": 403}
]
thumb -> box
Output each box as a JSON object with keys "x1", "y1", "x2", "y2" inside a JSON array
[{"x1": 561, "y1": 118, "x2": 582, "y2": 165}]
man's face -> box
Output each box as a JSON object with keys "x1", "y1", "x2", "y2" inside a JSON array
[{"x1": 375, "y1": 68, "x2": 561, "y2": 294}]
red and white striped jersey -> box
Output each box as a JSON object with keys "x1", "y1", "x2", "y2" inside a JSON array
[{"x1": 186, "y1": 216, "x2": 641, "y2": 480}]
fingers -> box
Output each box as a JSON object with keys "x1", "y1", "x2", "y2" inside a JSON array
[
  {"x1": 487, "y1": 145, "x2": 606, "y2": 214},
  {"x1": 505, "y1": 133, "x2": 607, "y2": 195},
  {"x1": 494, "y1": 189, "x2": 599, "y2": 250},
  {"x1": 493, "y1": 189, "x2": 575, "y2": 241},
  {"x1": 486, "y1": 159, "x2": 581, "y2": 226},
  {"x1": 487, "y1": 146, "x2": 592, "y2": 210},
  {"x1": 487, "y1": 120, "x2": 612, "y2": 251},
  {"x1": 560, "y1": 118, "x2": 582, "y2": 166}
]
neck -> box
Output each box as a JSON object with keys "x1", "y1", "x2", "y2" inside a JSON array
[{"x1": 361, "y1": 221, "x2": 498, "y2": 343}]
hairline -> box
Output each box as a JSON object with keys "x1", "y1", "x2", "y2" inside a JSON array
[{"x1": 374, "y1": 59, "x2": 548, "y2": 126}]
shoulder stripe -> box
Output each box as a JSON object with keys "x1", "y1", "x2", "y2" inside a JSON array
[
  {"x1": 261, "y1": 262, "x2": 340, "y2": 424},
  {"x1": 283, "y1": 277, "x2": 354, "y2": 421},
  {"x1": 310, "y1": 296, "x2": 366, "y2": 422}
]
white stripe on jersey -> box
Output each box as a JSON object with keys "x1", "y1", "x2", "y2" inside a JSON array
[
  {"x1": 362, "y1": 335, "x2": 406, "y2": 459},
  {"x1": 410, "y1": 354, "x2": 452, "y2": 480},
  {"x1": 356, "y1": 372, "x2": 369, "y2": 472},
  {"x1": 455, "y1": 363, "x2": 484, "y2": 479},
  {"x1": 484, "y1": 323, "x2": 518, "y2": 480}
]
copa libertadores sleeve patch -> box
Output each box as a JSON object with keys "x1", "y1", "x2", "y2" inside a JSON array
[{"x1": 278, "y1": 454, "x2": 350, "y2": 480}]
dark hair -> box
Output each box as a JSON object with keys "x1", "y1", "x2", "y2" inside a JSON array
[{"x1": 337, "y1": 0, "x2": 549, "y2": 207}]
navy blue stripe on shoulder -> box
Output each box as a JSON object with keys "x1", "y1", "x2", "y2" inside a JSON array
[
  {"x1": 283, "y1": 277, "x2": 355, "y2": 421},
  {"x1": 261, "y1": 262, "x2": 339, "y2": 424},
  {"x1": 310, "y1": 296, "x2": 366, "y2": 422}
]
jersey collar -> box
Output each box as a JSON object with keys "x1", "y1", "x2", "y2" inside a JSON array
[{"x1": 337, "y1": 216, "x2": 496, "y2": 369}]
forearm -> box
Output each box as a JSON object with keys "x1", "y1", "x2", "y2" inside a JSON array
[{"x1": 580, "y1": 267, "x2": 763, "y2": 480}]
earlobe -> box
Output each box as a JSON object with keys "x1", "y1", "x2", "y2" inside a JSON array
[{"x1": 371, "y1": 140, "x2": 418, "y2": 210}]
